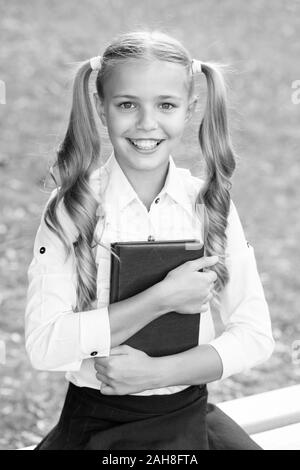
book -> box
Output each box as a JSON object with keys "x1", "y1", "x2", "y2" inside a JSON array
[{"x1": 109, "y1": 239, "x2": 204, "y2": 357}]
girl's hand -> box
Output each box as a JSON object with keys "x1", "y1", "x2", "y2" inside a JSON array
[
  {"x1": 160, "y1": 256, "x2": 219, "y2": 315},
  {"x1": 94, "y1": 345, "x2": 156, "y2": 395}
]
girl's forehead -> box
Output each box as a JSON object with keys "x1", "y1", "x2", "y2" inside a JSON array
[{"x1": 103, "y1": 59, "x2": 189, "y2": 98}]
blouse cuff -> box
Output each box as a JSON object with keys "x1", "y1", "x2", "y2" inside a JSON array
[
  {"x1": 208, "y1": 331, "x2": 247, "y2": 381},
  {"x1": 79, "y1": 307, "x2": 111, "y2": 359}
]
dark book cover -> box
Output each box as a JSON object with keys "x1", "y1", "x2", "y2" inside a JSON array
[{"x1": 109, "y1": 239, "x2": 204, "y2": 357}]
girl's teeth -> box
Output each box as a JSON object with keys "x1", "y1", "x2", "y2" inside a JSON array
[{"x1": 130, "y1": 139, "x2": 161, "y2": 149}]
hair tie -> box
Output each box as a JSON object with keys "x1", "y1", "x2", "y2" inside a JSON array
[
  {"x1": 191, "y1": 59, "x2": 202, "y2": 74},
  {"x1": 90, "y1": 55, "x2": 102, "y2": 71}
]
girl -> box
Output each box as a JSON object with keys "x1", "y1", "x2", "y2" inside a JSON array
[{"x1": 25, "y1": 30, "x2": 275, "y2": 450}]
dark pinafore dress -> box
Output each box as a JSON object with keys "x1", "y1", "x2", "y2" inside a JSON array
[{"x1": 34, "y1": 381, "x2": 262, "y2": 450}]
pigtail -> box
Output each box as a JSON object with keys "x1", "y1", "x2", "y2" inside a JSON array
[
  {"x1": 196, "y1": 62, "x2": 237, "y2": 306},
  {"x1": 44, "y1": 60, "x2": 101, "y2": 312}
]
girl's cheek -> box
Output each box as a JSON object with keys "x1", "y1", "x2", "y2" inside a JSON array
[
  {"x1": 111, "y1": 110, "x2": 135, "y2": 125},
  {"x1": 168, "y1": 118, "x2": 186, "y2": 135}
]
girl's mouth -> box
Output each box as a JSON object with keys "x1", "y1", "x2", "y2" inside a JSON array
[{"x1": 126, "y1": 138, "x2": 164, "y2": 152}]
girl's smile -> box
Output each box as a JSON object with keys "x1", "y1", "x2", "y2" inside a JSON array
[{"x1": 126, "y1": 137, "x2": 165, "y2": 153}]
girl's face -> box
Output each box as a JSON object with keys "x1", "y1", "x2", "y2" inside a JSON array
[{"x1": 94, "y1": 59, "x2": 197, "y2": 173}]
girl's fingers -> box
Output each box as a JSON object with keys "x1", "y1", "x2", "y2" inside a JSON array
[
  {"x1": 94, "y1": 361, "x2": 107, "y2": 373},
  {"x1": 188, "y1": 256, "x2": 219, "y2": 272},
  {"x1": 96, "y1": 371, "x2": 108, "y2": 383},
  {"x1": 200, "y1": 302, "x2": 209, "y2": 312},
  {"x1": 202, "y1": 292, "x2": 213, "y2": 304},
  {"x1": 206, "y1": 291, "x2": 214, "y2": 301}
]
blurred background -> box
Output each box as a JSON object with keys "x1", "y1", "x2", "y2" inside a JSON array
[{"x1": 0, "y1": 0, "x2": 299, "y2": 450}]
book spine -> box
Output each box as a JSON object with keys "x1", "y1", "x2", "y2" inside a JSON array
[{"x1": 110, "y1": 245, "x2": 121, "y2": 303}]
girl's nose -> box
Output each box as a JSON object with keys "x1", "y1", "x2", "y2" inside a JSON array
[{"x1": 136, "y1": 109, "x2": 158, "y2": 131}]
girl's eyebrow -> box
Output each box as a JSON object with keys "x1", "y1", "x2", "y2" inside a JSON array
[{"x1": 112, "y1": 94, "x2": 183, "y2": 101}]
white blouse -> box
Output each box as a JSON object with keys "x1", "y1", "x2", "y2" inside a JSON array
[{"x1": 25, "y1": 151, "x2": 275, "y2": 395}]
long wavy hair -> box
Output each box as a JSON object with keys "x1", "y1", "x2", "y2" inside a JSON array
[{"x1": 44, "y1": 30, "x2": 236, "y2": 312}]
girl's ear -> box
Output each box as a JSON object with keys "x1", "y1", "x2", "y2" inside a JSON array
[
  {"x1": 93, "y1": 92, "x2": 107, "y2": 127},
  {"x1": 185, "y1": 95, "x2": 198, "y2": 123}
]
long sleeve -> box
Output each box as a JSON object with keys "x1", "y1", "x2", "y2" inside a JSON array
[
  {"x1": 208, "y1": 200, "x2": 275, "y2": 380},
  {"x1": 24, "y1": 189, "x2": 111, "y2": 371}
]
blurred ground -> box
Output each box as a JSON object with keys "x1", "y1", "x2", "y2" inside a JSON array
[{"x1": 0, "y1": 0, "x2": 300, "y2": 450}]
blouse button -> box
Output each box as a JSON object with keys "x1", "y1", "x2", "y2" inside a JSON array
[
  {"x1": 90, "y1": 351, "x2": 98, "y2": 356},
  {"x1": 154, "y1": 197, "x2": 160, "y2": 204},
  {"x1": 39, "y1": 247, "x2": 46, "y2": 254}
]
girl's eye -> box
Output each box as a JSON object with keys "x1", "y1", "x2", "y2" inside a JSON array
[
  {"x1": 119, "y1": 102, "x2": 135, "y2": 110},
  {"x1": 161, "y1": 103, "x2": 175, "y2": 110}
]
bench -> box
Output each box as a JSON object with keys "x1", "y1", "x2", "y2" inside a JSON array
[
  {"x1": 217, "y1": 384, "x2": 300, "y2": 450},
  {"x1": 18, "y1": 385, "x2": 300, "y2": 450}
]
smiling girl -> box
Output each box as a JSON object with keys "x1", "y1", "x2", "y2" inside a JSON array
[{"x1": 25, "y1": 30, "x2": 274, "y2": 450}]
